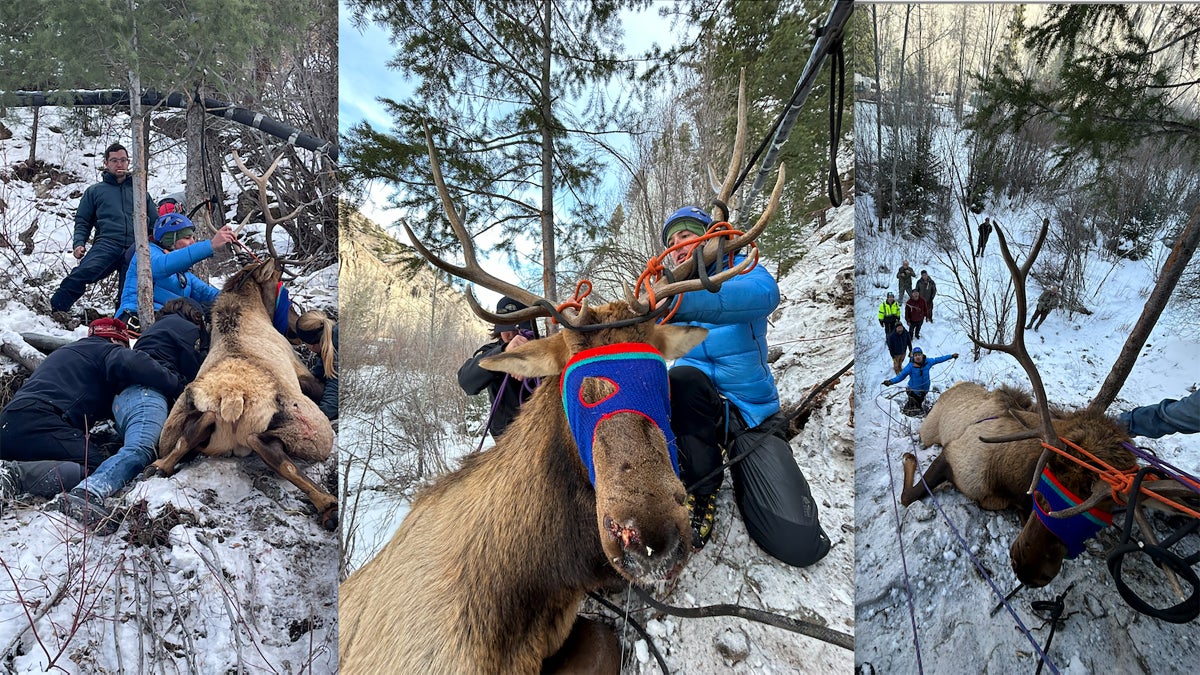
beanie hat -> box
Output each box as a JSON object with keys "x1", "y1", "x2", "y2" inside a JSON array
[
  {"x1": 89, "y1": 317, "x2": 131, "y2": 345},
  {"x1": 493, "y1": 295, "x2": 537, "y2": 335},
  {"x1": 661, "y1": 206, "x2": 712, "y2": 246}
]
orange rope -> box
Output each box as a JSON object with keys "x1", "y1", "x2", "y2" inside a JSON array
[
  {"x1": 632, "y1": 221, "x2": 758, "y2": 323},
  {"x1": 1040, "y1": 438, "x2": 1200, "y2": 520},
  {"x1": 551, "y1": 279, "x2": 593, "y2": 324}
]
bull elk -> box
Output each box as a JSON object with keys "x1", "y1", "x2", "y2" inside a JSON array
[
  {"x1": 901, "y1": 218, "x2": 1197, "y2": 588},
  {"x1": 145, "y1": 257, "x2": 338, "y2": 530},
  {"x1": 339, "y1": 74, "x2": 785, "y2": 671}
]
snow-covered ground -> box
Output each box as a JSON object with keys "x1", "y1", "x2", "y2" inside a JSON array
[
  {"x1": 340, "y1": 202, "x2": 857, "y2": 672},
  {"x1": 854, "y1": 101, "x2": 1200, "y2": 673},
  {"x1": 0, "y1": 107, "x2": 339, "y2": 673}
]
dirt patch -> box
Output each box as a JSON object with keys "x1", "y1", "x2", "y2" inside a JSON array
[{"x1": 10, "y1": 159, "x2": 82, "y2": 188}]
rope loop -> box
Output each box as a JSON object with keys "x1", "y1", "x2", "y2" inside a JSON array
[{"x1": 632, "y1": 222, "x2": 758, "y2": 323}]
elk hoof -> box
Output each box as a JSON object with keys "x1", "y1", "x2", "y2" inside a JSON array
[
  {"x1": 142, "y1": 465, "x2": 165, "y2": 478},
  {"x1": 318, "y1": 505, "x2": 338, "y2": 531}
]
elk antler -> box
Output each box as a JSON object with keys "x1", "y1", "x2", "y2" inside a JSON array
[
  {"x1": 625, "y1": 70, "x2": 786, "y2": 315},
  {"x1": 402, "y1": 124, "x2": 554, "y2": 327},
  {"x1": 971, "y1": 217, "x2": 1063, "y2": 494}
]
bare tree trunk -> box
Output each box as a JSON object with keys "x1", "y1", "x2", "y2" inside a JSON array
[
  {"x1": 872, "y1": 5, "x2": 884, "y2": 233},
  {"x1": 27, "y1": 107, "x2": 39, "y2": 167},
  {"x1": 889, "y1": 5, "x2": 912, "y2": 236},
  {"x1": 1089, "y1": 206, "x2": 1200, "y2": 413},
  {"x1": 954, "y1": 6, "x2": 968, "y2": 122},
  {"x1": 538, "y1": 0, "x2": 557, "y2": 310},
  {"x1": 127, "y1": 0, "x2": 154, "y2": 330}
]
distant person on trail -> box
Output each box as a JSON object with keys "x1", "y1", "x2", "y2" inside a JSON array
[
  {"x1": 897, "y1": 260, "x2": 916, "y2": 298},
  {"x1": 976, "y1": 217, "x2": 993, "y2": 257},
  {"x1": 49, "y1": 142, "x2": 157, "y2": 324},
  {"x1": 878, "y1": 292, "x2": 901, "y2": 336},
  {"x1": 115, "y1": 212, "x2": 238, "y2": 331},
  {"x1": 294, "y1": 310, "x2": 339, "y2": 421},
  {"x1": 883, "y1": 347, "x2": 958, "y2": 415},
  {"x1": 661, "y1": 205, "x2": 830, "y2": 568},
  {"x1": 51, "y1": 300, "x2": 208, "y2": 533},
  {"x1": 886, "y1": 322, "x2": 912, "y2": 375},
  {"x1": 916, "y1": 270, "x2": 937, "y2": 322},
  {"x1": 1025, "y1": 286, "x2": 1060, "y2": 332},
  {"x1": 0, "y1": 318, "x2": 182, "y2": 511},
  {"x1": 457, "y1": 296, "x2": 542, "y2": 441},
  {"x1": 1118, "y1": 389, "x2": 1200, "y2": 438},
  {"x1": 904, "y1": 289, "x2": 928, "y2": 340}
]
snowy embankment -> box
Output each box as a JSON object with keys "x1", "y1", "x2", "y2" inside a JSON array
[
  {"x1": 342, "y1": 201, "x2": 856, "y2": 673},
  {"x1": 1, "y1": 107, "x2": 340, "y2": 673},
  {"x1": 852, "y1": 195, "x2": 1200, "y2": 673}
]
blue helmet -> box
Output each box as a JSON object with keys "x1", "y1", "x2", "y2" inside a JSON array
[
  {"x1": 153, "y1": 213, "x2": 194, "y2": 244},
  {"x1": 912, "y1": 347, "x2": 923, "y2": 354},
  {"x1": 661, "y1": 206, "x2": 712, "y2": 246}
]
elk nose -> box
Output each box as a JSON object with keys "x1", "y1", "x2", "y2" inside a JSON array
[{"x1": 604, "y1": 515, "x2": 646, "y2": 553}]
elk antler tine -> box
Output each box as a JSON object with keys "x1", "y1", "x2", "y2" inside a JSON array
[
  {"x1": 1027, "y1": 448, "x2": 1051, "y2": 495},
  {"x1": 715, "y1": 68, "x2": 749, "y2": 210},
  {"x1": 1046, "y1": 482, "x2": 1109, "y2": 518},
  {"x1": 1132, "y1": 504, "x2": 1187, "y2": 600},
  {"x1": 722, "y1": 163, "x2": 786, "y2": 254},
  {"x1": 978, "y1": 429, "x2": 1043, "y2": 444}
]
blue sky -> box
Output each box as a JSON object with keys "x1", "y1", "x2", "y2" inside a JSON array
[{"x1": 337, "y1": 0, "x2": 689, "y2": 305}]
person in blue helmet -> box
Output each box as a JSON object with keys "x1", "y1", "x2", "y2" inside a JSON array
[
  {"x1": 115, "y1": 213, "x2": 238, "y2": 330},
  {"x1": 50, "y1": 142, "x2": 158, "y2": 321},
  {"x1": 883, "y1": 346, "x2": 958, "y2": 414},
  {"x1": 662, "y1": 205, "x2": 831, "y2": 568}
]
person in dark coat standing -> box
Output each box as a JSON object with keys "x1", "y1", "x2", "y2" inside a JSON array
[
  {"x1": 886, "y1": 322, "x2": 912, "y2": 374},
  {"x1": 50, "y1": 143, "x2": 157, "y2": 319},
  {"x1": 896, "y1": 260, "x2": 916, "y2": 298},
  {"x1": 1026, "y1": 285, "x2": 1060, "y2": 332},
  {"x1": 976, "y1": 217, "x2": 993, "y2": 257},
  {"x1": 457, "y1": 296, "x2": 541, "y2": 441},
  {"x1": 904, "y1": 290, "x2": 928, "y2": 340},
  {"x1": 53, "y1": 299, "x2": 208, "y2": 532},
  {"x1": 0, "y1": 318, "x2": 183, "y2": 507},
  {"x1": 916, "y1": 270, "x2": 938, "y2": 322}
]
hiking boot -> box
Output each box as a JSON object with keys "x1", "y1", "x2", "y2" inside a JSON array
[
  {"x1": 52, "y1": 487, "x2": 119, "y2": 535},
  {"x1": 50, "y1": 310, "x2": 81, "y2": 329},
  {"x1": 686, "y1": 492, "x2": 717, "y2": 551}
]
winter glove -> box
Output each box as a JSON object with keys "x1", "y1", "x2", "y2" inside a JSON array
[{"x1": 952, "y1": 353, "x2": 959, "y2": 359}]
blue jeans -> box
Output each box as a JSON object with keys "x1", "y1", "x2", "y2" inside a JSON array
[{"x1": 84, "y1": 385, "x2": 168, "y2": 499}]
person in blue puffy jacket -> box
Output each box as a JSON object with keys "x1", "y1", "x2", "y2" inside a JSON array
[
  {"x1": 662, "y1": 205, "x2": 830, "y2": 568},
  {"x1": 883, "y1": 347, "x2": 958, "y2": 414},
  {"x1": 115, "y1": 213, "x2": 238, "y2": 329},
  {"x1": 1118, "y1": 389, "x2": 1200, "y2": 438}
]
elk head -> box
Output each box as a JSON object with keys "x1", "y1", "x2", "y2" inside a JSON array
[{"x1": 403, "y1": 70, "x2": 783, "y2": 582}]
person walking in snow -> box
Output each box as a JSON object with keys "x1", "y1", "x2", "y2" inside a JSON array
[
  {"x1": 1118, "y1": 389, "x2": 1200, "y2": 438},
  {"x1": 886, "y1": 322, "x2": 912, "y2": 375},
  {"x1": 883, "y1": 347, "x2": 958, "y2": 415},
  {"x1": 662, "y1": 205, "x2": 829, "y2": 568},
  {"x1": 1025, "y1": 285, "x2": 1060, "y2": 332},
  {"x1": 916, "y1": 270, "x2": 937, "y2": 322},
  {"x1": 904, "y1": 289, "x2": 928, "y2": 340},
  {"x1": 878, "y1": 292, "x2": 902, "y2": 337},
  {"x1": 897, "y1": 260, "x2": 916, "y2": 298},
  {"x1": 976, "y1": 217, "x2": 993, "y2": 257},
  {"x1": 49, "y1": 142, "x2": 157, "y2": 324}
]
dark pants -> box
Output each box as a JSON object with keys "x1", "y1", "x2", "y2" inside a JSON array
[
  {"x1": 882, "y1": 318, "x2": 898, "y2": 336},
  {"x1": 909, "y1": 320, "x2": 923, "y2": 340},
  {"x1": 50, "y1": 238, "x2": 129, "y2": 312},
  {"x1": 905, "y1": 390, "x2": 928, "y2": 411},
  {"x1": 668, "y1": 366, "x2": 831, "y2": 567},
  {"x1": 1026, "y1": 309, "x2": 1050, "y2": 331},
  {"x1": 976, "y1": 235, "x2": 989, "y2": 256},
  {"x1": 0, "y1": 401, "x2": 95, "y2": 496}
]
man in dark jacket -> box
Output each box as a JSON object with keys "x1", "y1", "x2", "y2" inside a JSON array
[
  {"x1": 0, "y1": 318, "x2": 183, "y2": 507},
  {"x1": 52, "y1": 300, "x2": 208, "y2": 532},
  {"x1": 50, "y1": 143, "x2": 157, "y2": 319},
  {"x1": 457, "y1": 296, "x2": 541, "y2": 441},
  {"x1": 916, "y1": 270, "x2": 937, "y2": 322},
  {"x1": 886, "y1": 322, "x2": 912, "y2": 374},
  {"x1": 904, "y1": 289, "x2": 928, "y2": 340},
  {"x1": 663, "y1": 205, "x2": 830, "y2": 568},
  {"x1": 976, "y1": 217, "x2": 993, "y2": 257}
]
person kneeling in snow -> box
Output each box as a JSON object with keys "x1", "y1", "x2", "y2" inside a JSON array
[
  {"x1": 662, "y1": 205, "x2": 831, "y2": 568},
  {"x1": 114, "y1": 213, "x2": 238, "y2": 331},
  {"x1": 0, "y1": 319, "x2": 182, "y2": 515},
  {"x1": 293, "y1": 310, "x2": 339, "y2": 421},
  {"x1": 51, "y1": 299, "x2": 209, "y2": 533},
  {"x1": 883, "y1": 347, "x2": 957, "y2": 415}
]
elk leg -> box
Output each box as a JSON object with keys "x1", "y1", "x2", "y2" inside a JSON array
[
  {"x1": 145, "y1": 410, "x2": 217, "y2": 477},
  {"x1": 542, "y1": 617, "x2": 620, "y2": 675},
  {"x1": 245, "y1": 433, "x2": 338, "y2": 531},
  {"x1": 291, "y1": 358, "x2": 324, "y2": 401},
  {"x1": 901, "y1": 451, "x2": 951, "y2": 506}
]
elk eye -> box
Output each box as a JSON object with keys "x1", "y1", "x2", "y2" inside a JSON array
[{"x1": 580, "y1": 377, "x2": 618, "y2": 406}]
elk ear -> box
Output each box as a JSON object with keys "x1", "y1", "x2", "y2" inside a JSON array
[
  {"x1": 652, "y1": 324, "x2": 708, "y2": 360},
  {"x1": 480, "y1": 332, "x2": 570, "y2": 378}
]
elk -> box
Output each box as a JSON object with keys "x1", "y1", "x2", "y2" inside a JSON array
[
  {"x1": 900, "y1": 218, "x2": 1196, "y2": 588},
  {"x1": 145, "y1": 257, "x2": 337, "y2": 530},
  {"x1": 339, "y1": 75, "x2": 784, "y2": 671}
]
